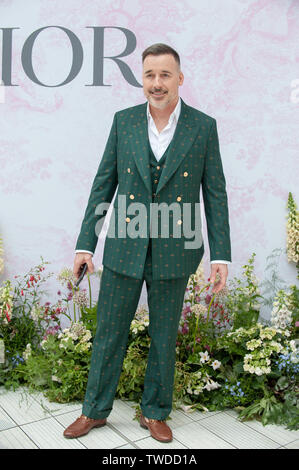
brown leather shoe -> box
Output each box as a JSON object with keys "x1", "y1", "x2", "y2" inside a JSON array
[
  {"x1": 140, "y1": 414, "x2": 173, "y2": 442},
  {"x1": 63, "y1": 414, "x2": 107, "y2": 439}
]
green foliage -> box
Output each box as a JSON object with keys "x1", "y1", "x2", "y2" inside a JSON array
[
  {"x1": 224, "y1": 253, "x2": 262, "y2": 330},
  {"x1": 1, "y1": 234, "x2": 298, "y2": 431},
  {"x1": 80, "y1": 304, "x2": 98, "y2": 337},
  {"x1": 116, "y1": 336, "x2": 150, "y2": 401},
  {"x1": 237, "y1": 389, "x2": 299, "y2": 430},
  {"x1": 15, "y1": 329, "x2": 92, "y2": 403}
]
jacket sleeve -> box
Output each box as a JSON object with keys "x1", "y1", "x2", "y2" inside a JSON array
[
  {"x1": 75, "y1": 112, "x2": 118, "y2": 254},
  {"x1": 201, "y1": 118, "x2": 232, "y2": 262}
]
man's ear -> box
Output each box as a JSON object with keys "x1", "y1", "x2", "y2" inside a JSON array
[{"x1": 179, "y1": 71, "x2": 184, "y2": 86}]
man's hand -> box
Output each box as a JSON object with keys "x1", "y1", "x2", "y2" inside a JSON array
[
  {"x1": 73, "y1": 253, "x2": 95, "y2": 280},
  {"x1": 209, "y1": 263, "x2": 228, "y2": 294}
]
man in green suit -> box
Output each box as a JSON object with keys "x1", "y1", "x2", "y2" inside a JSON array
[{"x1": 63, "y1": 43, "x2": 231, "y2": 443}]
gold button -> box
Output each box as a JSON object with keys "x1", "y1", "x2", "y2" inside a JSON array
[
  {"x1": 129, "y1": 194, "x2": 134, "y2": 199},
  {"x1": 177, "y1": 196, "x2": 182, "y2": 201},
  {"x1": 177, "y1": 219, "x2": 182, "y2": 225},
  {"x1": 127, "y1": 168, "x2": 131, "y2": 173},
  {"x1": 157, "y1": 166, "x2": 160, "y2": 170},
  {"x1": 125, "y1": 217, "x2": 130, "y2": 222},
  {"x1": 154, "y1": 179, "x2": 158, "y2": 184},
  {"x1": 183, "y1": 172, "x2": 188, "y2": 177}
]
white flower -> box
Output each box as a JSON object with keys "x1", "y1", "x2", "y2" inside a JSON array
[
  {"x1": 199, "y1": 351, "x2": 210, "y2": 362},
  {"x1": 80, "y1": 330, "x2": 92, "y2": 343},
  {"x1": 270, "y1": 289, "x2": 293, "y2": 330},
  {"x1": 286, "y1": 192, "x2": 299, "y2": 263},
  {"x1": 51, "y1": 375, "x2": 62, "y2": 383},
  {"x1": 246, "y1": 338, "x2": 262, "y2": 350},
  {"x1": 22, "y1": 343, "x2": 32, "y2": 361},
  {"x1": 73, "y1": 289, "x2": 88, "y2": 308},
  {"x1": 57, "y1": 267, "x2": 77, "y2": 286},
  {"x1": 289, "y1": 340, "x2": 297, "y2": 352},
  {"x1": 204, "y1": 380, "x2": 220, "y2": 391},
  {"x1": 211, "y1": 360, "x2": 221, "y2": 370},
  {"x1": 179, "y1": 404, "x2": 196, "y2": 413},
  {"x1": 191, "y1": 303, "x2": 207, "y2": 318},
  {"x1": 30, "y1": 305, "x2": 42, "y2": 322}
]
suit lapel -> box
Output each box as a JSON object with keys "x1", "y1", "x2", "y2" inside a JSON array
[
  {"x1": 155, "y1": 98, "x2": 198, "y2": 195},
  {"x1": 130, "y1": 98, "x2": 198, "y2": 196},
  {"x1": 130, "y1": 103, "x2": 152, "y2": 194}
]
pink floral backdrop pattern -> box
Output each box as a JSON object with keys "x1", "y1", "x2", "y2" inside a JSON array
[{"x1": 0, "y1": 0, "x2": 298, "y2": 319}]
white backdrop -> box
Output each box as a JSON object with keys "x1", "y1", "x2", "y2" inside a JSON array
[{"x1": 0, "y1": 0, "x2": 298, "y2": 321}]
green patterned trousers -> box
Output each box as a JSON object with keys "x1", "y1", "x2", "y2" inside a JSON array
[{"x1": 82, "y1": 240, "x2": 190, "y2": 420}]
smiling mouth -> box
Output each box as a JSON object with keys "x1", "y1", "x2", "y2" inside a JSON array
[{"x1": 150, "y1": 90, "x2": 167, "y2": 97}]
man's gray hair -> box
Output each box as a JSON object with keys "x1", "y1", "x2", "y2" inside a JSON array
[{"x1": 142, "y1": 43, "x2": 180, "y2": 68}]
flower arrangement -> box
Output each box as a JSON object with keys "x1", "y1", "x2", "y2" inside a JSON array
[
  {"x1": 19, "y1": 321, "x2": 93, "y2": 402},
  {"x1": 0, "y1": 193, "x2": 298, "y2": 430}
]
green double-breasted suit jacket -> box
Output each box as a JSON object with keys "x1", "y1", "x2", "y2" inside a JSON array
[{"x1": 75, "y1": 98, "x2": 232, "y2": 280}]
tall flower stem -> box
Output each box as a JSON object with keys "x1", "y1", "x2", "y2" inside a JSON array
[
  {"x1": 69, "y1": 282, "x2": 77, "y2": 323},
  {"x1": 206, "y1": 292, "x2": 217, "y2": 324},
  {"x1": 192, "y1": 282, "x2": 213, "y2": 352},
  {"x1": 87, "y1": 274, "x2": 92, "y2": 309}
]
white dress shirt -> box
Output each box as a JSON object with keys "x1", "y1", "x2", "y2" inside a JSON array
[{"x1": 76, "y1": 97, "x2": 231, "y2": 265}]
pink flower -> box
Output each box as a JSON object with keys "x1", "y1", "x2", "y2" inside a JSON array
[
  {"x1": 295, "y1": 321, "x2": 299, "y2": 327},
  {"x1": 182, "y1": 306, "x2": 191, "y2": 320}
]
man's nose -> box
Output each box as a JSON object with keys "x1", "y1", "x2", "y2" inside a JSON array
[{"x1": 153, "y1": 76, "x2": 162, "y2": 87}]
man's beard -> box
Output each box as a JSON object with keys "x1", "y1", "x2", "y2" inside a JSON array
[{"x1": 148, "y1": 89, "x2": 170, "y2": 108}]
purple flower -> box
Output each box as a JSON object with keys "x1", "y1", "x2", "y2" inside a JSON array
[
  {"x1": 182, "y1": 306, "x2": 191, "y2": 320},
  {"x1": 46, "y1": 326, "x2": 60, "y2": 336}
]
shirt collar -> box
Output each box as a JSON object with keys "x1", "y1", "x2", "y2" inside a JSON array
[{"x1": 146, "y1": 97, "x2": 181, "y2": 125}]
